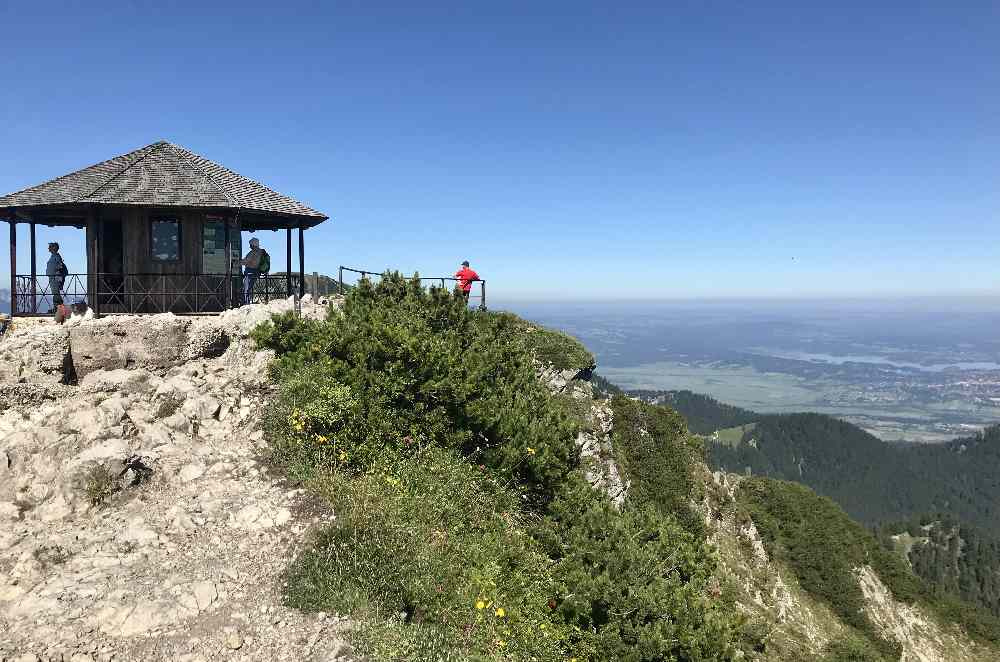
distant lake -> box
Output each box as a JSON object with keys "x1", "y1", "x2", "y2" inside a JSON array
[{"x1": 746, "y1": 348, "x2": 1000, "y2": 373}]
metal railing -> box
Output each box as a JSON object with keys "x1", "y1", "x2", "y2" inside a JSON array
[
  {"x1": 13, "y1": 273, "x2": 301, "y2": 316},
  {"x1": 338, "y1": 265, "x2": 487, "y2": 310}
]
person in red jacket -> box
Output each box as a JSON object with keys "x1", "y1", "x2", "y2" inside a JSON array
[{"x1": 454, "y1": 260, "x2": 479, "y2": 302}]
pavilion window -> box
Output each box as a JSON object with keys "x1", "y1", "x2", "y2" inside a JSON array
[{"x1": 150, "y1": 217, "x2": 181, "y2": 262}]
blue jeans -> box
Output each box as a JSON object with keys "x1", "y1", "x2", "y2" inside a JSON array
[{"x1": 243, "y1": 269, "x2": 260, "y2": 304}]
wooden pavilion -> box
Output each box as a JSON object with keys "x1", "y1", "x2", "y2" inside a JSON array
[{"x1": 0, "y1": 141, "x2": 328, "y2": 316}]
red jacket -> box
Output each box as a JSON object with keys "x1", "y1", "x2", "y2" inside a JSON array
[{"x1": 455, "y1": 267, "x2": 479, "y2": 292}]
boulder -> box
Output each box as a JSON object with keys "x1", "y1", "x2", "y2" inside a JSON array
[
  {"x1": 0, "y1": 324, "x2": 71, "y2": 384},
  {"x1": 79, "y1": 368, "x2": 154, "y2": 394},
  {"x1": 67, "y1": 315, "x2": 230, "y2": 379}
]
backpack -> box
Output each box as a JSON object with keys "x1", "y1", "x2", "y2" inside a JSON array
[
  {"x1": 57, "y1": 259, "x2": 69, "y2": 279},
  {"x1": 258, "y1": 250, "x2": 270, "y2": 274}
]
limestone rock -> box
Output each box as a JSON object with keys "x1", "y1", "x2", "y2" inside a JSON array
[
  {"x1": 178, "y1": 463, "x2": 207, "y2": 482},
  {"x1": 0, "y1": 296, "x2": 351, "y2": 661}
]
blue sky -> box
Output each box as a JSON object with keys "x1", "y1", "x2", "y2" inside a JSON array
[{"x1": 1, "y1": 1, "x2": 998, "y2": 300}]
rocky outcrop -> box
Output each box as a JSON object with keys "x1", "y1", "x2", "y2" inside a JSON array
[
  {"x1": 535, "y1": 353, "x2": 629, "y2": 509},
  {"x1": 0, "y1": 296, "x2": 325, "y2": 390},
  {"x1": 0, "y1": 297, "x2": 356, "y2": 662},
  {"x1": 536, "y1": 363, "x2": 594, "y2": 395},
  {"x1": 857, "y1": 566, "x2": 993, "y2": 662},
  {"x1": 702, "y1": 471, "x2": 993, "y2": 662},
  {"x1": 65, "y1": 316, "x2": 228, "y2": 378},
  {"x1": 0, "y1": 323, "x2": 71, "y2": 385},
  {"x1": 577, "y1": 400, "x2": 629, "y2": 509},
  {"x1": 702, "y1": 471, "x2": 842, "y2": 656}
]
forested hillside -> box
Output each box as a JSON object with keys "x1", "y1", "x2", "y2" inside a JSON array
[
  {"x1": 624, "y1": 386, "x2": 1000, "y2": 629},
  {"x1": 637, "y1": 385, "x2": 1000, "y2": 536},
  {"x1": 707, "y1": 415, "x2": 1000, "y2": 536},
  {"x1": 877, "y1": 517, "x2": 1000, "y2": 619},
  {"x1": 630, "y1": 389, "x2": 757, "y2": 434}
]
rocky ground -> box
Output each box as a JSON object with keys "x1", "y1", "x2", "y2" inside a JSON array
[{"x1": 0, "y1": 298, "x2": 356, "y2": 662}]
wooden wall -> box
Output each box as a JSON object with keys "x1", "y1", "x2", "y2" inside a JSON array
[{"x1": 120, "y1": 208, "x2": 205, "y2": 275}]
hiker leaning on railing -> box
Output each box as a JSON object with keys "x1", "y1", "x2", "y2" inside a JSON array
[{"x1": 454, "y1": 260, "x2": 480, "y2": 302}]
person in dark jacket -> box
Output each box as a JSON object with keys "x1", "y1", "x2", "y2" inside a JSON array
[
  {"x1": 46, "y1": 242, "x2": 67, "y2": 307},
  {"x1": 241, "y1": 238, "x2": 269, "y2": 304}
]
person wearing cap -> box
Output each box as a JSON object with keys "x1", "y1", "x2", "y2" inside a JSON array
[
  {"x1": 46, "y1": 242, "x2": 68, "y2": 309},
  {"x1": 454, "y1": 260, "x2": 480, "y2": 302},
  {"x1": 241, "y1": 238, "x2": 269, "y2": 304}
]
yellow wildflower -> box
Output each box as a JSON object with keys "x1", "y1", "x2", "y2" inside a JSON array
[
  {"x1": 526, "y1": 447, "x2": 536, "y2": 455},
  {"x1": 495, "y1": 607, "x2": 505, "y2": 618},
  {"x1": 476, "y1": 600, "x2": 486, "y2": 610}
]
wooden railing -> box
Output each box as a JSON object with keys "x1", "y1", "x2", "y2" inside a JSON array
[
  {"x1": 338, "y1": 265, "x2": 487, "y2": 310},
  {"x1": 12, "y1": 273, "x2": 301, "y2": 316}
]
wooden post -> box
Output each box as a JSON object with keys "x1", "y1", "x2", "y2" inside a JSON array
[
  {"x1": 29, "y1": 221, "x2": 36, "y2": 313},
  {"x1": 8, "y1": 210, "x2": 15, "y2": 318},
  {"x1": 480, "y1": 280, "x2": 487, "y2": 311},
  {"x1": 338, "y1": 266, "x2": 343, "y2": 295},
  {"x1": 92, "y1": 206, "x2": 101, "y2": 317},
  {"x1": 297, "y1": 225, "x2": 305, "y2": 299},
  {"x1": 224, "y1": 219, "x2": 232, "y2": 309},
  {"x1": 286, "y1": 226, "x2": 292, "y2": 297}
]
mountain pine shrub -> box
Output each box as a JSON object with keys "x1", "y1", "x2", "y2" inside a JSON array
[
  {"x1": 535, "y1": 475, "x2": 744, "y2": 661},
  {"x1": 609, "y1": 394, "x2": 707, "y2": 536},
  {"x1": 285, "y1": 446, "x2": 573, "y2": 660},
  {"x1": 257, "y1": 273, "x2": 757, "y2": 660},
  {"x1": 254, "y1": 273, "x2": 580, "y2": 503}
]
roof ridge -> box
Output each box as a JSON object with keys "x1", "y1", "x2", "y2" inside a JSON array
[
  {"x1": 79, "y1": 142, "x2": 166, "y2": 203},
  {"x1": 165, "y1": 143, "x2": 238, "y2": 208}
]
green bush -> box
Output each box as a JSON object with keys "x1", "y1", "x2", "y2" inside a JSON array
[
  {"x1": 262, "y1": 364, "x2": 359, "y2": 483},
  {"x1": 286, "y1": 447, "x2": 572, "y2": 660},
  {"x1": 518, "y1": 322, "x2": 595, "y2": 372},
  {"x1": 536, "y1": 475, "x2": 744, "y2": 661},
  {"x1": 610, "y1": 395, "x2": 706, "y2": 535},
  {"x1": 260, "y1": 274, "x2": 752, "y2": 660},
  {"x1": 254, "y1": 273, "x2": 580, "y2": 503},
  {"x1": 822, "y1": 632, "x2": 894, "y2": 662}
]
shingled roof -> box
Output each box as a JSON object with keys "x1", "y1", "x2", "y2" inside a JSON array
[{"x1": 0, "y1": 141, "x2": 327, "y2": 224}]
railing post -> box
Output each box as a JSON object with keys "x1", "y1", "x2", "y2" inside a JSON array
[
  {"x1": 338, "y1": 266, "x2": 344, "y2": 295},
  {"x1": 29, "y1": 221, "x2": 36, "y2": 313},
  {"x1": 286, "y1": 226, "x2": 293, "y2": 297},
  {"x1": 480, "y1": 280, "x2": 487, "y2": 311},
  {"x1": 224, "y1": 220, "x2": 232, "y2": 309},
  {"x1": 93, "y1": 205, "x2": 101, "y2": 317},
  {"x1": 297, "y1": 225, "x2": 305, "y2": 299},
  {"x1": 8, "y1": 211, "x2": 16, "y2": 318}
]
